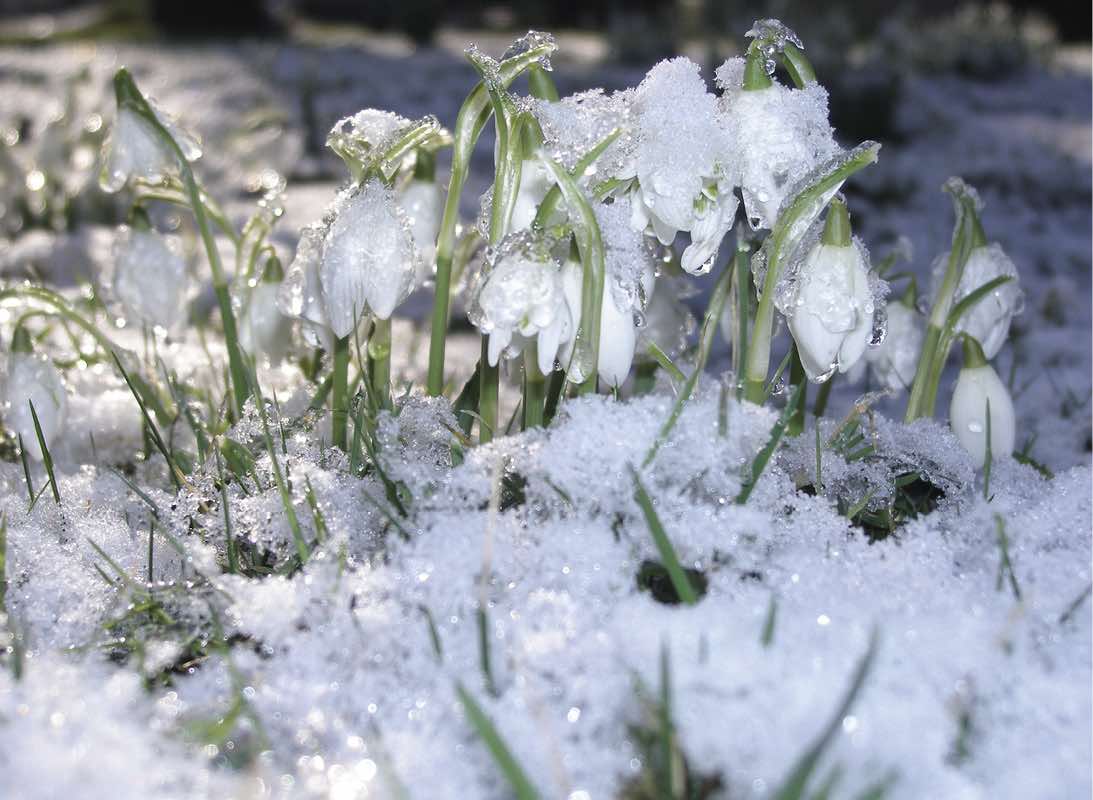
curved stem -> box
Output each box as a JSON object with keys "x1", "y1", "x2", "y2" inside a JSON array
[
  {"x1": 113, "y1": 69, "x2": 249, "y2": 416},
  {"x1": 331, "y1": 335, "x2": 350, "y2": 451},
  {"x1": 742, "y1": 143, "x2": 880, "y2": 404},
  {"x1": 426, "y1": 40, "x2": 558, "y2": 396}
]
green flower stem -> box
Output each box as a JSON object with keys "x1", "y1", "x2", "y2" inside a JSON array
[
  {"x1": 539, "y1": 156, "x2": 606, "y2": 395},
  {"x1": 368, "y1": 318, "x2": 392, "y2": 412},
  {"x1": 743, "y1": 45, "x2": 774, "y2": 91},
  {"x1": 962, "y1": 335, "x2": 988, "y2": 369},
  {"x1": 779, "y1": 42, "x2": 817, "y2": 88},
  {"x1": 478, "y1": 339, "x2": 499, "y2": 444},
  {"x1": 787, "y1": 346, "x2": 807, "y2": 436},
  {"x1": 113, "y1": 69, "x2": 250, "y2": 416},
  {"x1": 742, "y1": 143, "x2": 880, "y2": 405},
  {"x1": 732, "y1": 236, "x2": 751, "y2": 396},
  {"x1": 904, "y1": 189, "x2": 981, "y2": 421},
  {"x1": 331, "y1": 334, "x2": 350, "y2": 451},
  {"x1": 527, "y1": 64, "x2": 559, "y2": 102},
  {"x1": 426, "y1": 41, "x2": 557, "y2": 397},
  {"x1": 522, "y1": 346, "x2": 546, "y2": 430}
]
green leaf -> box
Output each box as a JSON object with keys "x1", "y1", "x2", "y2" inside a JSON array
[
  {"x1": 630, "y1": 467, "x2": 700, "y2": 605},
  {"x1": 456, "y1": 683, "x2": 543, "y2": 800}
]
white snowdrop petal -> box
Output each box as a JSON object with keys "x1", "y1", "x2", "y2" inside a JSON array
[
  {"x1": 934, "y1": 243, "x2": 1023, "y2": 359},
  {"x1": 718, "y1": 59, "x2": 838, "y2": 230},
  {"x1": 240, "y1": 283, "x2": 293, "y2": 364},
  {"x1": 3, "y1": 353, "x2": 67, "y2": 461},
  {"x1": 398, "y1": 179, "x2": 444, "y2": 279},
  {"x1": 596, "y1": 290, "x2": 638, "y2": 387},
  {"x1": 787, "y1": 242, "x2": 874, "y2": 380},
  {"x1": 949, "y1": 364, "x2": 1017, "y2": 463},
  {"x1": 320, "y1": 180, "x2": 419, "y2": 335},
  {"x1": 111, "y1": 228, "x2": 188, "y2": 330},
  {"x1": 865, "y1": 302, "x2": 924, "y2": 391}
]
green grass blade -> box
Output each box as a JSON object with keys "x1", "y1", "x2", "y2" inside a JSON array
[
  {"x1": 455, "y1": 683, "x2": 542, "y2": 800},
  {"x1": 630, "y1": 467, "x2": 699, "y2": 605},
  {"x1": 27, "y1": 400, "x2": 60, "y2": 504},
  {"x1": 16, "y1": 434, "x2": 35, "y2": 507},
  {"x1": 774, "y1": 629, "x2": 880, "y2": 800},
  {"x1": 110, "y1": 351, "x2": 185, "y2": 489},
  {"x1": 643, "y1": 258, "x2": 735, "y2": 467},
  {"x1": 736, "y1": 382, "x2": 802, "y2": 505}
]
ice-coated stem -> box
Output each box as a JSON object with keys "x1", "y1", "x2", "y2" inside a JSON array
[
  {"x1": 331, "y1": 335, "x2": 350, "y2": 451},
  {"x1": 539, "y1": 156, "x2": 606, "y2": 395},
  {"x1": 742, "y1": 143, "x2": 880, "y2": 405},
  {"x1": 368, "y1": 318, "x2": 392, "y2": 412},
  {"x1": 478, "y1": 339, "x2": 499, "y2": 444},
  {"x1": 112, "y1": 68, "x2": 250, "y2": 417},
  {"x1": 787, "y1": 346, "x2": 807, "y2": 436},
  {"x1": 425, "y1": 39, "x2": 558, "y2": 397},
  {"x1": 904, "y1": 187, "x2": 984, "y2": 421},
  {"x1": 522, "y1": 347, "x2": 547, "y2": 430}
]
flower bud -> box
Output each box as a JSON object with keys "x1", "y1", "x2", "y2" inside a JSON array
[
  {"x1": 470, "y1": 234, "x2": 570, "y2": 374},
  {"x1": 278, "y1": 225, "x2": 334, "y2": 352},
  {"x1": 3, "y1": 327, "x2": 67, "y2": 461},
  {"x1": 863, "y1": 300, "x2": 923, "y2": 392},
  {"x1": 240, "y1": 256, "x2": 293, "y2": 364},
  {"x1": 99, "y1": 102, "x2": 201, "y2": 193},
  {"x1": 949, "y1": 337, "x2": 1016, "y2": 464},
  {"x1": 320, "y1": 179, "x2": 421, "y2": 335},
  {"x1": 785, "y1": 201, "x2": 875, "y2": 381},
  {"x1": 931, "y1": 242, "x2": 1022, "y2": 359},
  {"x1": 110, "y1": 227, "x2": 188, "y2": 332},
  {"x1": 399, "y1": 177, "x2": 444, "y2": 281}
]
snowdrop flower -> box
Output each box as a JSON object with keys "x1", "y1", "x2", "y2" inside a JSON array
[
  {"x1": 470, "y1": 233, "x2": 570, "y2": 373},
  {"x1": 931, "y1": 242, "x2": 1022, "y2": 359},
  {"x1": 640, "y1": 276, "x2": 696, "y2": 362},
  {"x1": 509, "y1": 156, "x2": 555, "y2": 232},
  {"x1": 785, "y1": 201, "x2": 875, "y2": 381},
  {"x1": 3, "y1": 326, "x2": 66, "y2": 461},
  {"x1": 716, "y1": 57, "x2": 838, "y2": 230},
  {"x1": 278, "y1": 225, "x2": 334, "y2": 352},
  {"x1": 559, "y1": 202, "x2": 657, "y2": 387},
  {"x1": 280, "y1": 177, "x2": 426, "y2": 351},
  {"x1": 239, "y1": 256, "x2": 293, "y2": 364},
  {"x1": 110, "y1": 226, "x2": 188, "y2": 332},
  {"x1": 949, "y1": 337, "x2": 1015, "y2": 464},
  {"x1": 862, "y1": 299, "x2": 924, "y2": 391},
  {"x1": 399, "y1": 176, "x2": 444, "y2": 281},
  {"x1": 99, "y1": 100, "x2": 201, "y2": 193},
  {"x1": 623, "y1": 58, "x2": 735, "y2": 275}
]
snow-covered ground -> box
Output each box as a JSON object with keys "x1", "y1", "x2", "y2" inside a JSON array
[{"x1": 0, "y1": 28, "x2": 1090, "y2": 800}]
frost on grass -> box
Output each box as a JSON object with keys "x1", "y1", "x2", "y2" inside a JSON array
[{"x1": 1, "y1": 374, "x2": 1089, "y2": 799}]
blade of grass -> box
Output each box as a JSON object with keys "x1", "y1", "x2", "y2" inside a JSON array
[
  {"x1": 736, "y1": 382, "x2": 802, "y2": 505},
  {"x1": 630, "y1": 466, "x2": 699, "y2": 605},
  {"x1": 111, "y1": 351, "x2": 186, "y2": 490},
  {"x1": 774, "y1": 628, "x2": 880, "y2": 800},
  {"x1": 455, "y1": 683, "x2": 543, "y2": 800},
  {"x1": 643, "y1": 258, "x2": 735, "y2": 467},
  {"x1": 16, "y1": 434, "x2": 35, "y2": 508},
  {"x1": 28, "y1": 400, "x2": 60, "y2": 504}
]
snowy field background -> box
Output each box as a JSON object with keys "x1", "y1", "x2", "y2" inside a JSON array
[{"x1": 0, "y1": 12, "x2": 1090, "y2": 800}]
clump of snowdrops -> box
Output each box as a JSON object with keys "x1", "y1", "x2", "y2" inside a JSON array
[{"x1": 0, "y1": 20, "x2": 1024, "y2": 513}]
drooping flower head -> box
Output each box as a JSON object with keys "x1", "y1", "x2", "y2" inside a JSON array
[
  {"x1": 716, "y1": 53, "x2": 838, "y2": 231},
  {"x1": 239, "y1": 255, "x2": 293, "y2": 365},
  {"x1": 320, "y1": 179, "x2": 421, "y2": 335},
  {"x1": 931, "y1": 242, "x2": 1023, "y2": 360},
  {"x1": 783, "y1": 200, "x2": 882, "y2": 381},
  {"x1": 108, "y1": 226, "x2": 189, "y2": 332},
  {"x1": 99, "y1": 96, "x2": 201, "y2": 193},
  {"x1": 2, "y1": 326, "x2": 67, "y2": 462},
  {"x1": 469, "y1": 230, "x2": 571, "y2": 373},
  {"x1": 559, "y1": 202, "x2": 657, "y2": 387},
  {"x1": 622, "y1": 58, "x2": 737, "y2": 275},
  {"x1": 949, "y1": 336, "x2": 1016, "y2": 464}
]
